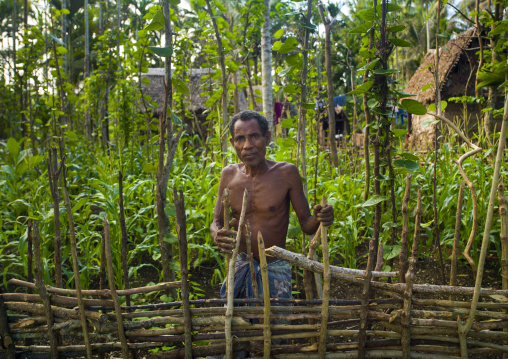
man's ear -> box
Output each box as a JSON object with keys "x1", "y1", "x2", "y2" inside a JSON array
[
  {"x1": 229, "y1": 137, "x2": 234, "y2": 147},
  {"x1": 265, "y1": 131, "x2": 272, "y2": 144}
]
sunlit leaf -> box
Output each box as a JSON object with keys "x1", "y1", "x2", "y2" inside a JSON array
[
  {"x1": 401, "y1": 99, "x2": 427, "y2": 115},
  {"x1": 349, "y1": 21, "x2": 373, "y2": 34},
  {"x1": 361, "y1": 195, "x2": 388, "y2": 207},
  {"x1": 389, "y1": 38, "x2": 413, "y2": 47},
  {"x1": 149, "y1": 46, "x2": 173, "y2": 57},
  {"x1": 393, "y1": 159, "x2": 419, "y2": 172},
  {"x1": 347, "y1": 80, "x2": 374, "y2": 95},
  {"x1": 274, "y1": 28, "x2": 284, "y2": 39}
]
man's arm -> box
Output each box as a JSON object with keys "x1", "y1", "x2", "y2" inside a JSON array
[
  {"x1": 210, "y1": 167, "x2": 237, "y2": 254},
  {"x1": 285, "y1": 164, "x2": 334, "y2": 234}
]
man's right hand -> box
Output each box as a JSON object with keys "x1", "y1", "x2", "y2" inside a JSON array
[{"x1": 213, "y1": 228, "x2": 238, "y2": 254}]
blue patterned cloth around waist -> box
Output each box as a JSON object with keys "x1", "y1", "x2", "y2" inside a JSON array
[{"x1": 220, "y1": 252, "x2": 292, "y2": 302}]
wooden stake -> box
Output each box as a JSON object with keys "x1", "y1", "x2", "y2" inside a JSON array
[
  {"x1": 246, "y1": 221, "x2": 259, "y2": 299},
  {"x1": 62, "y1": 187, "x2": 92, "y2": 359},
  {"x1": 318, "y1": 197, "x2": 330, "y2": 359},
  {"x1": 225, "y1": 189, "x2": 248, "y2": 359},
  {"x1": 32, "y1": 223, "x2": 59, "y2": 359},
  {"x1": 118, "y1": 171, "x2": 130, "y2": 307},
  {"x1": 103, "y1": 217, "x2": 131, "y2": 359},
  {"x1": 401, "y1": 187, "x2": 421, "y2": 359},
  {"x1": 257, "y1": 232, "x2": 271, "y2": 359},
  {"x1": 498, "y1": 178, "x2": 508, "y2": 357},
  {"x1": 450, "y1": 181, "x2": 465, "y2": 301},
  {"x1": 174, "y1": 187, "x2": 192, "y2": 359},
  {"x1": 399, "y1": 174, "x2": 412, "y2": 283},
  {"x1": 0, "y1": 287, "x2": 15, "y2": 359},
  {"x1": 223, "y1": 188, "x2": 231, "y2": 287}
]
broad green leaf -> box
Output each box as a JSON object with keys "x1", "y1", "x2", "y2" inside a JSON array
[
  {"x1": 142, "y1": 78, "x2": 151, "y2": 85},
  {"x1": 56, "y1": 46, "x2": 68, "y2": 55},
  {"x1": 389, "y1": 38, "x2": 413, "y2": 47},
  {"x1": 400, "y1": 152, "x2": 419, "y2": 161},
  {"x1": 358, "y1": 58, "x2": 380, "y2": 71},
  {"x1": 149, "y1": 46, "x2": 173, "y2": 57},
  {"x1": 278, "y1": 36, "x2": 298, "y2": 54},
  {"x1": 226, "y1": 60, "x2": 239, "y2": 72},
  {"x1": 401, "y1": 99, "x2": 427, "y2": 115},
  {"x1": 274, "y1": 28, "x2": 284, "y2": 39},
  {"x1": 376, "y1": 3, "x2": 402, "y2": 12},
  {"x1": 142, "y1": 163, "x2": 158, "y2": 173},
  {"x1": 214, "y1": 0, "x2": 226, "y2": 11},
  {"x1": 283, "y1": 84, "x2": 298, "y2": 94},
  {"x1": 421, "y1": 220, "x2": 433, "y2": 228},
  {"x1": 300, "y1": 22, "x2": 317, "y2": 31},
  {"x1": 278, "y1": 67, "x2": 294, "y2": 77},
  {"x1": 393, "y1": 159, "x2": 419, "y2": 172},
  {"x1": 347, "y1": 80, "x2": 374, "y2": 95},
  {"x1": 144, "y1": 10, "x2": 165, "y2": 31},
  {"x1": 165, "y1": 204, "x2": 176, "y2": 216},
  {"x1": 373, "y1": 68, "x2": 399, "y2": 74},
  {"x1": 61, "y1": 8, "x2": 70, "y2": 14},
  {"x1": 6, "y1": 138, "x2": 20, "y2": 161},
  {"x1": 272, "y1": 41, "x2": 282, "y2": 51},
  {"x1": 281, "y1": 118, "x2": 295, "y2": 129},
  {"x1": 349, "y1": 21, "x2": 373, "y2": 34},
  {"x1": 168, "y1": 0, "x2": 180, "y2": 4},
  {"x1": 392, "y1": 129, "x2": 408, "y2": 137},
  {"x1": 389, "y1": 25, "x2": 405, "y2": 33},
  {"x1": 362, "y1": 195, "x2": 388, "y2": 207},
  {"x1": 164, "y1": 232, "x2": 179, "y2": 244},
  {"x1": 422, "y1": 83, "x2": 433, "y2": 91},
  {"x1": 172, "y1": 77, "x2": 190, "y2": 96},
  {"x1": 285, "y1": 54, "x2": 302, "y2": 67},
  {"x1": 428, "y1": 101, "x2": 447, "y2": 112},
  {"x1": 357, "y1": 8, "x2": 377, "y2": 21}
]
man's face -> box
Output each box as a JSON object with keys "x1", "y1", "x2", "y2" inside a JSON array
[{"x1": 230, "y1": 118, "x2": 271, "y2": 167}]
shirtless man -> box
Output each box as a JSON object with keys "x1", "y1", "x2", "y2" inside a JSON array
[{"x1": 210, "y1": 110, "x2": 334, "y2": 300}]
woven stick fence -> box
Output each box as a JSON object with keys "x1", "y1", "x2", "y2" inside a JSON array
[{"x1": 3, "y1": 184, "x2": 508, "y2": 359}]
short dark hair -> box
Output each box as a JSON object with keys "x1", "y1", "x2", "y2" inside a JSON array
[{"x1": 228, "y1": 111, "x2": 269, "y2": 137}]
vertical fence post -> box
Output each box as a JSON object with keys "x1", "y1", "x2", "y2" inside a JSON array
[
  {"x1": 318, "y1": 196, "x2": 330, "y2": 359},
  {"x1": 258, "y1": 232, "x2": 271, "y2": 359}
]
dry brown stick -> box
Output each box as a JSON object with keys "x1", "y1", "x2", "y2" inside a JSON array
[
  {"x1": 27, "y1": 220, "x2": 33, "y2": 294},
  {"x1": 32, "y1": 223, "x2": 59, "y2": 359},
  {"x1": 258, "y1": 232, "x2": 271, "y2": 358},
  {"x1": 303, "y1": 226, "x2": 320, "y2": 301},
  {"x1": 499, "y1": 177, "x2": 508, "y2": 356},
  {"x1": 246, "y1": 221, "x2": 259, "y2": 299},
  {"x1": 8, "y1": 278, "x2": 181, "y2": 297},
  {"x1": 450, "y1": 181, "x2": 465, "y2": 301},
  {"x1": 118, "y1": 171, "x2": 131, "y2": 307},
  {"x1": 1, "y1": 293, "x2": 114, "y2": 308},
  {"x1": 226, "y1": 189, "x2": 248, "y2": 359},
  {"x1": 307, "y1": 226, "x2": 323, "y2": 298},
  {"x1": 319, "y1": 196, "x2": 330, "y2": 359},
  {"x1": 402, "y1": 188, "x2": 421, "y2": 359},
  {"x1": 4, "y1": 302, "x2": 107, "y2": 324},
  {"x1": 223, "y1": 188, "x2": 231, "y2": 288},
  {"x1": 0, "y1": 287, "x2": 15, "y2": 359},
  {"x1": 399, "y1": 174, "x2": 412, "y2": 283},
  {"x1": 103, "y1": 217, "x2": 130, "y2": 359},
  {"x1": 458, "y1": 95, "x2": 508, "y2": 359},
  {"x1": 62, "y1": 187, "x2": 92, "y2": 359},
  {"x1": 174, "y1": 187, "x2": 192, "y2": 359},
  {"x1": 154, "y1": 342, "x2": 251, "y2": 359}
]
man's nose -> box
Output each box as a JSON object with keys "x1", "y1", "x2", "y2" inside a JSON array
[{"x1": 244, "y1": 137, "x2": 254, "y2": 148}]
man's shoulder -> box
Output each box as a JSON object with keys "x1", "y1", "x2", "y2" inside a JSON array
[
  {"x1": 221, "y1": 163, "x2": 241, "y2": 177},
  {"x1": 268, "y1": 161, "x2": 299, "y2": 176}
]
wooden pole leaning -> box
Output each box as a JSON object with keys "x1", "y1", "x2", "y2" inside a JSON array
[
  {"x1": 498, "y1": 178, "x2": 508, "y2": 358},
  {"x1": 225, "y1": 189, "x2": 248, "y2": 359},
  {"x1": 318, "y1": 196, "x2": 330, "y2": 359},
  {"x1": 246, "y1": 221, "x2": 260, "y2": 299},
  {"x1": 103, "y1": 217, "x2": 131, "y2": 359},
  {"x1": 399, "y1": 174, "x2": 412, "y2": 283},
  {"x1": 62, "y1": 187, "x2": 92, "y2": 359},
  {"x1": 223, "y1": 187, "x2": 231, "y2": 290},
  {"x1": 450, "y1": 181, "x2": 465, "y2": 301},
  {"x1": 258, "y1": 232, "x2": 271, "y2": 359},
  {"x1": 32, "y1": 223, "x2": 59, "y2": 359},
  {"x1": 174, "y1": 188, "x2": 192, "y2": 359}
]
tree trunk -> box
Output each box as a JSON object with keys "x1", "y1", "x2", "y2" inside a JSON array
[
  {"x1": 318, "y1": 5, "x2": 339, "y2": 168},
  {"x1": 260, "y1": 0, "x2": 274, "y2": 134},
  {"x1": 84, "y1": 0, "x2": 91, "y2": 142}
]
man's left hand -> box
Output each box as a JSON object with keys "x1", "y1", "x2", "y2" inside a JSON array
[{"x1": 313, "y1": 203, "x2": 334, "y2": 227}]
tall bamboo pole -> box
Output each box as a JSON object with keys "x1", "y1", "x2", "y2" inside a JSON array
[
  {"x1": 450, "y1": 181, "x2": 465, "y2": 301},
  {"x1": 399, "y1": 174, "x2": 412, "y2": 283},
  {"x1": 258, "y1": 232, "x2": 271, "y2": 358},
  {"x1": 118, "y1": 171, "x2": 130, "y2": 307},
  {"x1": 103, "y1": 218, "x2": 130, "y2": 359},
  {"x1": 62, "y1": 187, "x2": 92, "y2": 359},
  {"x1": 318, "y1": 197, "x2": 330, "y2": 359},
  {"x1": 225, "y1": 189, "x2": 248, "y2": 358}
]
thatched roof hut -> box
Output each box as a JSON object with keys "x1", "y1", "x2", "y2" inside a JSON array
[{"x1": 404, "y1": 27, "x2": 488, "y2": 150}]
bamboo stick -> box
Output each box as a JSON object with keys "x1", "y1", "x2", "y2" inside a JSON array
[
  {"x1": 450, "y1": 181, "x2": 465, "y2": 301},
  {"x1": 0, "y1": 287, "x2": 15, "y2": 359},
  {"x1": 27, "y1": 220, "x2": 33, "y2": 294},
  {"x1": 4, "y1": 302, "x2": 107, "y2": 324},
  {"x1": 258, "y1": 232, "x2": 271, "y2": 358},
  {"x1": 498, "y1": 178, "x2": 508, "y2": 357},
  {"x1": 226, "y1": 189, "x2": 248, "y2": 359},
  {"x1": 118, "y1": 171, "x2": 131, "y2": 308},
  {"x1": 303, "y1": 226, "x2": 320, "y2": 301},
  {"x1": 0, "y1": 293, "x2": 114, "y2": 308},
  {"x1": 399, "y1": 174, "x2": 412, "y2": 283},
  {"x1": 223, "y1": 188, "x2": 231, "y2": 289},
  {"x1": 153, "y1": 342, "x2": 251, "y2": 359},
  {"x1": 62, "y1": 186, "x2": 92, "y2": 359},
  {"x1": 246, "y1": 220, "x2": 259, "y2": 299},
  {"x1": 103, "y1": 217, "x2": 130, "y2": 359},
  {"x1": 174, "y1": 187, "x2": 192, "y2": 359},
  {"x1": 8, "y1": 278, "x2": 181, "y2": 297},
  {"x1": 319, "y1": 196, "x2": 330, "y2": 359},
  {"x1": 32, "y1": 223, "x2": 58, "y2": 359}
]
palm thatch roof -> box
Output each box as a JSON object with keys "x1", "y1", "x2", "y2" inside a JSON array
[{"x1": 404, "y1": 27, "x2": 478, "y2": 105}]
